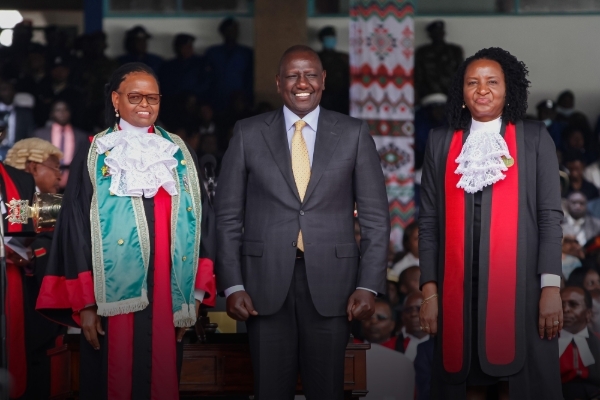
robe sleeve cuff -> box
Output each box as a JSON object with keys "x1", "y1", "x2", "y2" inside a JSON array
[
  {"x1": 35, "y1": 271, "x2": 95, "y2": 326},
  {"x1": 540, "y1": 273, "x2": 561, "y2": 288},
  {"x1": 196, "y1": 258, "x2": 216, "y2": 307}
]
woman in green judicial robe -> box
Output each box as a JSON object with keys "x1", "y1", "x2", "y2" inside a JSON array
[{"x1": 36, "y1": 62, "x2": 216, "y2": 400}]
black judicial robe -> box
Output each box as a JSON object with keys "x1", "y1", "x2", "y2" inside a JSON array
[
  {"x1": 36, "y1": 138, "x2": 215, "y2": 400},
  {"x1": 419, "y1": 120, "x2": 564, "y2": 399}
]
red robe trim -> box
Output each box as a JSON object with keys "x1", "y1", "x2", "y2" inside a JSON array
[
  {"x1": 560, "y1": 342, "x2": 590, "y2": 383},
  {"x1": 36, "y1": 271, "x2": 95, "y2": 326},
  {"x1": 7, "y1": 263, "x2": 26, "y2": 398},
  {"x1": 0, "y1": 162, "x2": 22, "y2": 233},
  {"x1": 196, "y1": 258, "x2": 216, "y2": 307},
  {"x1": 443, "y1": 123, "x2": 519, "y2": 373}
]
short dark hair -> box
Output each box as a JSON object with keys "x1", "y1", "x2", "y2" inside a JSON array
[
  {"x1": 374, "y1": 297, "x2": 396, "y2": 321},
  {"x1": 399, "y1": 265, "x2": 420, "y2": 287},
  {"x1": 562, "y1": 285, "x2": 593, "y2": 309},
  {"x1": 278, "y1": 45, "x2": 323, "y2": 74},
  {"x1": 318, "y1": 26, "x2": 336, "y2": 41},
  {"x1": 446, "y1": 47, "x2": 530, "y2": 130},
  {"x1": 218, "y1": 18, "x2": 237, "y2": 35},
  {"x1": 104, "y1": 62, "x2": 159, "y2": 128},
  {"x1": 402, "y1": 221, "x2": 418, "y2": 251}
]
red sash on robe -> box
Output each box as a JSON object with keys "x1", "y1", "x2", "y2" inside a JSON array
[{"x1": 443, "y1": 123, "x2": 519, "y2": 375}]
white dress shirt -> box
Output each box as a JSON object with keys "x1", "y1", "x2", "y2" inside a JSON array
[
  {"x1": 119, "y1": 119, "x2": 205, "y2": 302},
  {"x1": 225, "y1": 106, "x2": 376, "y2": 297},
  {"x1": 469, "y1": 118, "x2": 560, "y2": 289},
  {"x1": 558, "y1": 327, "x2": 595, "y2": 367}
]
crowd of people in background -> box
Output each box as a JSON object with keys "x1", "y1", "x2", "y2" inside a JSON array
[{"x1": 1, "y1": 15, "x2": 600, "y2": 400}]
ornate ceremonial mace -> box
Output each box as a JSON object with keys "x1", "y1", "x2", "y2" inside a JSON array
[{"x1": 2, "y1": 193, "x2": 61, "y2": 398}]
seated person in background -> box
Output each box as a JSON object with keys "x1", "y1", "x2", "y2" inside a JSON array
[
  {"x1": 562, "y1": 192, "x2": 600, "y2": 246},
  {"x1": 560, "y1": 286, "x2": 600, "y2": 400},
  {"x1": 591, "y1": 289, "x2": 600, "y2": 335},
  {"x1": 388, "y1": 222, "x2": 419, "y2": 282},
  {"x1": 565, "y1": 153, "x2": 599, "y2": 201},
  {"x1": 536, "y1": 99, "x2": 566, "y2": 149},
  {"x1": 0, "y1": 78, "x2": 36, "y2": 160},
  {"x1": 355, "y1": 298, "x2": 399, "y2": 351},
  {"x1": 31, "y1": 100, "x2": 89, "y2": 189},
  {"x1": 562, "y1": 226, "x2": 583, "y2": 280},
  {"x1": 414, "y1": 335, "x2": 435, "y2": 400},
  {"x1": 386, "y1": 279, "x2": 401, "y2": 308},
  {"x1": 398, "y1": 266, "x2": 421, "y2": 304},
  {"x1": 563, "y1": 126, "x2": 596, "y2": 166},
  {"x1": 567, "y1": 267, "x2": 600, "y2": 293},
  {"x1": 3, "y1": 137, "x2": 65, "y2": 399},
  {"x1": 398, "y1": 291, "x2": 430, "y2": 362}
]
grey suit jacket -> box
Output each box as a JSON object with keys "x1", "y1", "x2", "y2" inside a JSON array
[
  {"x1": 215, "y1": 107, "x2": 390, "y2": 317},
  {"x1": 30, "y1": 124, "x2": 90, "y2": 165}
]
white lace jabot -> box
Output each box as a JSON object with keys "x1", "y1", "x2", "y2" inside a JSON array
[
  {"x1": 95, "y1": 119, "x2": 179, "y2": 198},
  {"x1": 455, "y1": 117, "x2": 513, "y2": 193}
]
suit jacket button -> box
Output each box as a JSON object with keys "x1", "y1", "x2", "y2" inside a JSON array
[
  {"x1": 292, "y1": 241, "x2": 297, "y2": 247},
  {"x1": 299, "y1": 210, "x2": 305, "y2": 216}
]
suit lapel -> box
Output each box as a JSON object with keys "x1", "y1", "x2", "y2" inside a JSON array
[
  {"x1": 260, "y1": 109, "x2": 301, "y2": 202},
  {"x1": 303, "y1": 109, "x2": 341, "y2": 204}
]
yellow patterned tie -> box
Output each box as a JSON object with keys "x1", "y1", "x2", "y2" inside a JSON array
[{"x1": 291, "y1": 120, "x2": 310, "y2": 251}]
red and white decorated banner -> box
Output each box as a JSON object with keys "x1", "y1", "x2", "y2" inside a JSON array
[{"x1": 350, "y1": 0, "x2": 415, "y2": 250}]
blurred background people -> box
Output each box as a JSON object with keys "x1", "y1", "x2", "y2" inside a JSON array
[
  {"x1": 205, "y1": 18, "x2": 254, "y2": 113},
  {"x1": 388, "y1": 222, "x2": 419, "y2": 282},
  {"x1": 0, "y1": 78, "x2": 35, "y2": 160},
  {"x1": 414, "y1": 20, "x2": 463, "y2": 103},
  {"x1": 563, "y1": 192, "x2": 600, "y2": 246},
  {"x1": 316, "y1": 26, "x2": 350, "y2": 115},
  {"x1": 118, "y1": 25, "x2": 163, "y2": 73},
  {"x1": 31, "y1": 100, "x2": 89, "y2": 189}
]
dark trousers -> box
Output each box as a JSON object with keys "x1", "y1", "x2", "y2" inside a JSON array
[{"x1": 246, "y1": 258, "x2": 350, "y2": 400}]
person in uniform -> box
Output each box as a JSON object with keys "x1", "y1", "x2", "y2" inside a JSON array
[
  {"x1": 316, "y1": 26, "x2": 350, "y2": 115},
  {"x1": 35, "y1": 62, "x2": 216, "y2": 400},
  {"x1": 419, "y1": 47, "x2": 563, "y2": 399},
  {"x1": 414, "y1": 20, "x2": 463, "y2": 103},
  {"x1": 4, "y1": 138, "x2": 65, "y2": 399}
]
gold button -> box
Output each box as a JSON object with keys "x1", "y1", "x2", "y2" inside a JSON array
[
  {"x1": 104, "y1": 151, "x2": 110, "y2": 156},
  {"x1": 117, "y1": 239, "x2": 124, "y2": 245},
  {"x1": 181, "y1": 160, "x2": 187, "y2": 166},
  {"x1": 182, "y1": 256, "x2": 187, "y2": 261},
  {"x1": 110, "y1": 191, "x2": 115, "y2": 196},
  {"x1": 187, "y1": 206, "x2": 192, "y2": 212}
]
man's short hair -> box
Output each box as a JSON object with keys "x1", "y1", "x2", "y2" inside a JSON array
[{"x1": 278, "y1": 45, "x2": 323, "y2": 73}]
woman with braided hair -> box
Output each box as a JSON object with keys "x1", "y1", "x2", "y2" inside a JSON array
[
  {"x1": 36, "y1": 62, "x2": 216, "y2": 400},
  {"x1": 418, "y1": 48, "x2": 563, "y2": 399}
]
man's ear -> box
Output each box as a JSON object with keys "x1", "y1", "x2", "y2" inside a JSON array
[{"x1": 275, "y1": 74, "x2": 281, "y2": 94}]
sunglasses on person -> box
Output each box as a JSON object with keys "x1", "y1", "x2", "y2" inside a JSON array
[{"x1": 117, "y1": 92, "x2": 162, "y2": 105}]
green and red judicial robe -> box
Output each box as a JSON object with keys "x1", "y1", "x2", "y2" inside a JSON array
[
  {"x1": 419, "y1": 120, "x2": 564, "y2": 399},
  {"x1": 36, "y1": 126, "x2": 216, "y2": 400}
]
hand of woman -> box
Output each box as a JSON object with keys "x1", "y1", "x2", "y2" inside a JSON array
[
  {"x1": 176, "y1": 300, "x2": 202, "y2": 342},
  {"x1": 539, "y1": 286, "x2": 562, "y2": 340},
  {"x1": 80, "y1": 306, "x2": 104, "y2": 350},
  {"x1": 419, "y1": 282, "x2": 439, "y2": 335}
]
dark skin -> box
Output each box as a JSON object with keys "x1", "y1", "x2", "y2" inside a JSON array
[
  {"x1": 419, "y1": 57, "x2": 561, "y2": 400},
  {"x1": 227, "y1": 50, "x2": 375, "y2": 322},
  {"x1": 561, "y1": 287, "x2": 591, "y2": 334},
  {"x1": 81, "y1": 71, "x2": 200, "y2": 349},
  {"x1": 25, "y1": 155, "x2": 61, "y2": 194},
  {"x1": 50, "y1": 101, "x2": 71, "y2": 126},
  {"x1": 402, "y1": 292, "x2": 427, "y2": 339}
]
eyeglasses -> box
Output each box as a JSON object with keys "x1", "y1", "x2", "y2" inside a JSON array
[
  {"x1": 37, "y1": 162, "x2": 62, "y2": 175},
  {"x1": 117, "y1": 92, "x2": 162, "y2": 105}
]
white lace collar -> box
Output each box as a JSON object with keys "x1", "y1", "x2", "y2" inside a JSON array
[
  {"x1": 95, "y1": 120, "x2": 179, "y2": 198},
  {"x1": 119, "y1": 118, "x2": 151, "y2": 134},
  {"x1": 454, "y1": 117, "x2": 513, "y2": 193}
]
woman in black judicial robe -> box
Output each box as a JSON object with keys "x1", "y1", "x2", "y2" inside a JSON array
[
  {"x1": 418, "y1": 48, "x2": 564, "y2": 399},
  {"x1": 35, "y1": 63, "x2": 216, "y2": 400}
]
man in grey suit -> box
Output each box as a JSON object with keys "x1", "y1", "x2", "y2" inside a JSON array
[{"x1": 215, "y1": 45, "x2": 390, "y2": 399}]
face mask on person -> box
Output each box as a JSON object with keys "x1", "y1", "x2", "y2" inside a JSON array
[
  {"x1": 543, "y1": 119, "x2": 552, "y2": 127},
  {"x1": 556, "y1": 106, "x2": 574, "y2": 117},
  {"x1": 323, "y1": 36, "x2": 337, "y2": 50}
]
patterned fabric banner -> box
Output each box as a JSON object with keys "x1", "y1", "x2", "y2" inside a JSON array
[{"x1": 350, "y1": 0, "x2": 415, "y2": 251}]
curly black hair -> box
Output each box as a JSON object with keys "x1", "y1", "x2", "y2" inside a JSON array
[{"x1": 446, "y1": 47, "x2": 530, "y2": 130}]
